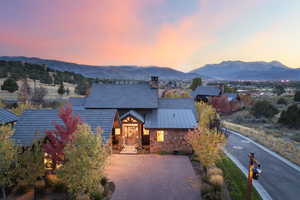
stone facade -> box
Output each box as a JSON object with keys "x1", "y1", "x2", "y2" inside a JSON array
[{"x1": 149, "y1": 129, "x2": 192, "y2": 153}]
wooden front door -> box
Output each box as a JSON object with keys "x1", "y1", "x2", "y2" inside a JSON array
[{"x1": 123, "y1": 124, "x2": 139, "y2": 145}]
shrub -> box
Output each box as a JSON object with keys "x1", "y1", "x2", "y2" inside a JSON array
[
  {"x1": 209, "y1": 175, "x2": 224, "y2": 187},
  {"x1": 207, "y1": 167, "x2": 223, "y2": 177},
  {"x1": 1, "y1": 78, "x2": 18, "y2": 93},
  {"x1": 278, "y1": 104, "x2": 300, "y2": 128},
  {"x1": 251, "y1": 100, "x2": 279, "y2": 118},
  {"x1": 277, "y1": 98, "x2": 287, "y2": 105}
]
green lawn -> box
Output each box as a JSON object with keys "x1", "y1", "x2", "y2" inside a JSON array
[{"x1": 216, "y1": 156, "x2": 262, "y2": 200}]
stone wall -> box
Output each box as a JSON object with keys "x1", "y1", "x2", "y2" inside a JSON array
[{"x1": 149, "y1": 129, "x2": 192, "y2": 153}]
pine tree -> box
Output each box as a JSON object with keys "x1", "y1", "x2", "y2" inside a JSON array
[
  {"x1": 1, "y1": 78, "x2": 18, "y2": 93},
  {"x1": 57, "y1": 82, "x2": 65, "y2": 96}
]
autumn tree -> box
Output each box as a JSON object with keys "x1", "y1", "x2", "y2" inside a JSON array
[
  {"x1": 190, "y1": 77, "x2": 202, "y2": 91},
  {"x1": 196, "y1": 102, "x2": 219, "y2": 129},
  {"x1": 185, "y1": 128, "x2": 226, "y2": 169},
  {"x1": 1, "y1": 78, "x2": 18, "y2": 93},
  {"x1": 10, "y1": 102, "x2": 36, "y2": 116},
  {"x1": 211, "y1": 96, "x2": 232, "y2": 114},
  {"x1": 43, "y1": 105, "x2": 81, "y2": 169},
  {"x1": 57, "y1": 124, "x2": 108, "y2": 198},
  {"x1": 18, "y1": 78, "x2": 32, "y2": 103},
  {"x1": 16, "y1": 140, "x2": 45, "y2": 200},
  {"x1": 32, "y1": 86, "x2": 48, "y2": 104},
  {"x1": 0, "y1": 125, "x2": 17, "y2": 200}
]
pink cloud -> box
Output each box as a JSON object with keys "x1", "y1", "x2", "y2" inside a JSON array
[{"x1": 0, "y1": 0, "x2": 267, "y2": 70}]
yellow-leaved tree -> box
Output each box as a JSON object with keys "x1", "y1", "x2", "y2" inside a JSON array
[
  {"x1": 0, "y1": 125, "x2": 17, "y2": 200},
  {"x1": 16, "y1": 139, "x2": 45, "y2": 200},
  {"x1": 57, "y1": 124, "x2": 108, "y2": 198},
  {"x1": 186, "y1": 102, "x2": 226, "y2": 169},
  {"x1": 10, "y1": 102, "x2": 37, "y2": 116}
]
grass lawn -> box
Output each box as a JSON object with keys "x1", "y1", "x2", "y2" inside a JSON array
[{"x1": 216, "y1": 156, "x2": 262, "y2": 200}]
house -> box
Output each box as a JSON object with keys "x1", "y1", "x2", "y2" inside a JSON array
[
  {"x1": 13, "y1": 77, "x2": 197, "y2": 153},
  {"x1": 191, "y1": 85, "x2": 223, "y2": 102},
  {"x1": 0, "y1": 108, "x2": 18, "y2": 126}
]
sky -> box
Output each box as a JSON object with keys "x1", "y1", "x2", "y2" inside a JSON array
[{"x1": 0, "y1": 0, "x2": 300, "y2": 72}]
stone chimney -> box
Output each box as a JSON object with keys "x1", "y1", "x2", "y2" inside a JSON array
[{"x1": 150, "y1": 76, "x2": 159, "y2": 89}]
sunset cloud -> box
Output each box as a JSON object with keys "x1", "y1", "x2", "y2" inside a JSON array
[{"x1": 0, "y1": 0, "x2": 299, "y2": 71}]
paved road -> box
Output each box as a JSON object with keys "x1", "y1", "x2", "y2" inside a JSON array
[
  {"x1": 226, "y1": 130, "x2": 300, "y2": 200},
  {"x1": 105, "y1": 154, "x2": 201, "y2": 200}
]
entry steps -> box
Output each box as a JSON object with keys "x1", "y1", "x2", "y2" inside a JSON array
[{"x1": 120, "y1": 145, "x2": 137, "y2": 154}]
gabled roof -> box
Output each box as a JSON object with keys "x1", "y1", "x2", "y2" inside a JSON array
[
  {"x1": 13, "y1": 109, "x2": 117, "y2": 146},
  {"x1": 191, "y1": 86, "x2": 221, "y2": 97},
  {"x1": 0, "y1": 109, "x2": 18, "y2": 124},
  {"x1": 120, "y1": 110, "x2": 144, "y2": 123},
  {"x1": 69, "y1": 97, "x2": 85, "y2": 110},
  {"x1": 144, "y1": 109, "x2": 197, "y2": 129},
  {"x1": 158, "y1": 98, "x2": 197, "y2": 119},
  {"x1": 84, "y1": 83, "x2": 158, "y2": 109}
]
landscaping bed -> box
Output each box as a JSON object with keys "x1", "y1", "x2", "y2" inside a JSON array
[{"x1": 216, "y1": 156, "x2": 262, "y2": 200}]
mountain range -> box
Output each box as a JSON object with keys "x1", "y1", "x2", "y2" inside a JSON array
[
  {"x1": 191, "y1": 60, "x2": 300, "y2": 81},
  {"x1": 0, "y1": 56, "x2": 199, "y2": 81},
  {"x1": 1, "y1": 56, "x2": 300, "y2": 81}
]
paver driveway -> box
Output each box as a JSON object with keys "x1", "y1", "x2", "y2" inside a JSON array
[{"x1": 105, "y1": 154, "x2": 201, "y2": 200}]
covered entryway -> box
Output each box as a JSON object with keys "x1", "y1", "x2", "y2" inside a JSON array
[{"x1": 120, "y1": 110, "x2": 145, "y2": 148}]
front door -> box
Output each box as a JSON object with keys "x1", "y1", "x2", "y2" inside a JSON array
[{"x1": 123, "y1": 124, "x2": 138, "y2": 145}]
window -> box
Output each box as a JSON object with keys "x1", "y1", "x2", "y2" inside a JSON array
[
  {"x1": 115, "y1": 128, "x2": 121, "y2": 135},
  {"x1": 143, "y1": 128, "x2": 149, "y2": 135},
  {"x1": 157, "y1": 130, "x2": 164, "y2": 142}
]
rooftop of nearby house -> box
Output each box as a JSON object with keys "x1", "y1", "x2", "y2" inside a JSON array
[
  {"x1": 190, "y1": 86, "x2": 221, "y2": 97},
  {"x1": 0, "y1": 108, "x2": 18, "y2": 125},
  {"x1": 13, "y1": 109, "x2": 118, "y2": 146}
]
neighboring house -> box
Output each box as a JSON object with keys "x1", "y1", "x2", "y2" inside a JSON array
[
  {"x1": 13, "y1": 109, "x2": 120, "y2": 146},
  {"x1": 12, "y1": 77, "x2": 197, "y2": 153},
  {"x1": 191, "y1": 85, "x2": 222, "y2": 102},
  {"x1": 72, "y1": 76, "x2": 197, "y2": 153},
  {"x1": 0, "y1": 108, "x2": 18, "y2": 126}
]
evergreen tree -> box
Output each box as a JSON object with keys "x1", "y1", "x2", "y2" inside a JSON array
[
  {"x1": 190, "y1": 77, "x2": 202, "y2": 91},
  {"x1": 57, "y1": 82, "x2": 65, "y2": 96},
  {"x1": 1, "y1": 78, "x2": 18, "y2": 93},
  {"x1": 294, "y1": 91, "x2": 300, "y2": 102}
]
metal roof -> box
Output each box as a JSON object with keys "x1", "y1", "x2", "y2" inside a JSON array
[
  {"x1": 84, "y1": 83, "x2": 158, "y2": 109},
  {"x1": 223, "y1": 93, "x2": 238, "y2": 101},
  {"x1": 144, "y1": 109, "x2": 197, "y2": 129},
  {"x1": 13, "y1": 109, "x2": 117, "y2": 146},
  {"x1": 191, "y1": 86, "x2": 221, "y2": 97},
  {"x1": 158, "y1": 98, "x2": 197, "y2": 119},
  {"x1": 0, "y1": 109, "x2": 18, "y2": 124},
  {"x1": 120, "y1": 110, "x2": 144, "y2": 123},
  {"x1": 69, "y1": 97, "x2": 86, "y2": 110}
]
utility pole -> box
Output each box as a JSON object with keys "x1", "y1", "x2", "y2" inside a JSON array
[
  {"x1": 245, "y1": 152, "x2": 261, "y2": 200},
  {"x1": 246, "y1": 152, "x2": 255, "y2": 200}
]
